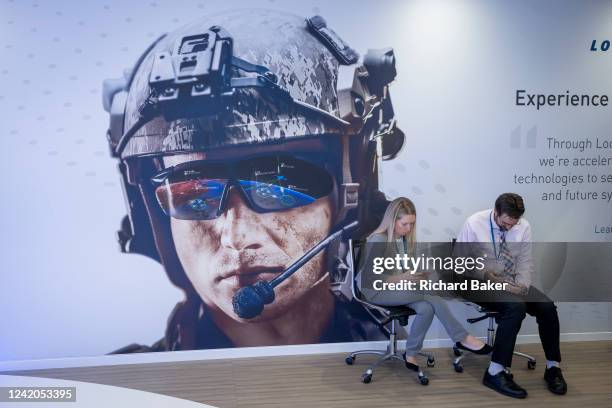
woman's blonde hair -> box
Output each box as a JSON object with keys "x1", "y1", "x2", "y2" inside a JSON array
[{"x1": 370, "y1": 197, "x2": 417, "y2": 252}]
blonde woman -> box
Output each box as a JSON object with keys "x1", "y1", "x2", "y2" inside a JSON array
[{"x1": 358, "y1": 197, "x2": 491, "y2": 371}]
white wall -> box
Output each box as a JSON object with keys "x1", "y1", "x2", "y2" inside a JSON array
[{"x1": 1, "y1": 0, "x2": 610, "y2": 362}]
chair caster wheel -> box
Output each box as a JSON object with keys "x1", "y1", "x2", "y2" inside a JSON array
[
  {"x1": 345, "y1": 356, "x2": 354, "y2": 365},
  {"x1": 527, "y1": 360, "x2": 536, "y2": 370},
  {"x1": 426, "y1": 357, "x2": 435, "y2": 367},
  {"x1": 453, "y1": 347, "x2": 462, "y2": 357},
  {"x1": 419, "y1": 375, "x2": 429, "y2": 385},
  {"x1": 361, "y1": 373, "x2": 372, "y2": 384},
  {"x1": 453, "y1": 362, "x2": 464, "y2": 373}
]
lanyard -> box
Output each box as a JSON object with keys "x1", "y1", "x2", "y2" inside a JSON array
[
  {"x1": 395, "y1": 236, "x2": 409, "y2": 271},
  {"x1": 395, "y1": 236, "x2": 408, "y2": 255},
  {"x1": 489, "y1": 211, "x2": 502, "y2": 260}
]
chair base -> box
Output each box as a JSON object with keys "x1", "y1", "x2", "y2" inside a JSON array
[
  {"x1": 453, "y1": 347, "x2": 537, "y2": 372},
  {"x1": 346, "y1": 324, "x2": 434, "y2": 385},
  {"x1": 452, "y1": 318, "x2": 536, "y2": 372}
]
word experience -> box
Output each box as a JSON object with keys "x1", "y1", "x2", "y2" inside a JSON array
[{"x1": 516, "y1": 90, "x2": 609, "y2": 110}]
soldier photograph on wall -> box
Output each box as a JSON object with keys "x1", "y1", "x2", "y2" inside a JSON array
[{"x1": 102, "y1": 9, "x2": 406, "y2": 352}]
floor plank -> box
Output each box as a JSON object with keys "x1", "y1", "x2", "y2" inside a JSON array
[{"x1": 3, "y1": 341, "x2": 612, "y2": 408}]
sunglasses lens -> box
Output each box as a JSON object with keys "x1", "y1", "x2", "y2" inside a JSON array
[
  {"x1": 239, "y1": 180, "x2": 315, "y2": 210},
  {"x1": 155, "y1": 179, "x2": 226, "y2": 220},
  {"x1": 238, "y1": 156, "x2": 333, "y2": 211},
  {"x1": 153, "y1": 156, "x2": 334, "y2": 219}
]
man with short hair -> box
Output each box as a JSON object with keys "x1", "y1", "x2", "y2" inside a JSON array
[{"x1": 457, "y1": 193, "x2": 567, "y2": 398}]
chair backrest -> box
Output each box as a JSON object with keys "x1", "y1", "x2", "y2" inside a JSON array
[
  {"x1": 347, "y1": 239, "x2": 366, "y2": 301},
  {"x1": 348, "y1": 240, "x2": 416, "y2": 327},
  {"x1": 452, "y1": 237, "x2": 492, "y2": 314},
  {"x1": 347, "y1": 239, "x2": 394, "y2": 312}
]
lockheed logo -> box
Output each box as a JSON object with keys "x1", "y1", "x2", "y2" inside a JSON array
[{"x1": 590, "y1": 39, "x2": 610, "y2": 51}]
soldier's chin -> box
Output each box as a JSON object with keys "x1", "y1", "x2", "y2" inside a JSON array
[{"x1": 252, "y1": 299, "x2": 293, "y2": 321}]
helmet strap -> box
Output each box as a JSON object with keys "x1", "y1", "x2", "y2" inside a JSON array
[{"x1": 337, "y1": 134, "x2": 359, "y2": 224}]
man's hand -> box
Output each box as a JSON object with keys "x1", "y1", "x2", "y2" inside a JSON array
[
  {"x1": 504, "y1": 281, "x2": 529, "y2": 296},
  {"x1": 484, "y1": 270, "x2": 503, "y2": 282}
]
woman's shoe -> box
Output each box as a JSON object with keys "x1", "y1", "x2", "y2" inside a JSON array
[
  {"x1": 402, "y1": 352, "x2": 419, "y2": 371},
  {"x1": 455, "y1": 341, "x2": 493, "y2": 355}
]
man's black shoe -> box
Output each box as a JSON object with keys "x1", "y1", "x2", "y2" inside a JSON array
[
  {"x1": 544, "y1": 366, "x2": 567, "y2": 395},
  {"x1": 483, "y1": 369, "x2": 527, "y2": 399}
]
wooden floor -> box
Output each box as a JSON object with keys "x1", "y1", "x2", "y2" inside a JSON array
[{"x1": 4, "y1": 341, "x2": 612, "y2": 408}]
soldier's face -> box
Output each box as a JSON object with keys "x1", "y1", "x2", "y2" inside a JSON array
[{"x1": 163, "y1": 150, "x2": 335, "y2": 322}]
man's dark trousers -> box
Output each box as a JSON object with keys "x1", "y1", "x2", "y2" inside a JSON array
[{"x1": 462, "y1": 285, "x2": 561, "y2": 367}]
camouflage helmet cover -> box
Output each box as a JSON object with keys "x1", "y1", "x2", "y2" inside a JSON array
[{"x1": 119, "y1": 9, "x2": 349, "y2": 158}]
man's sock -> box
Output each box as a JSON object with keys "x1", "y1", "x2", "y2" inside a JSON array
[
  {"x1": 488, "y1": 361, "x2": 504, "y2": 375},
  {"x1": 546, "y1": 360, "x2": 560, "y2": 369}
]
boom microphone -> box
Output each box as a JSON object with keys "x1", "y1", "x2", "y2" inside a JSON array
[{"x1": 232, "y1": 221, "x2": 358, "y2": 319}]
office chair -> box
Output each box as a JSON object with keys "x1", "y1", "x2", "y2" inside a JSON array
[
  {"x1": 452, "y1": 304, "x2": 537, "y2": 372},
  {"x1": 344, "y1": 239, "x2": 434, "y2": 385},
  {"x1": 449, "y1": 239, "x2": 536, "y2": 372}
]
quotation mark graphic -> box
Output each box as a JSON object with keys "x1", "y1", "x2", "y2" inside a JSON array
[{"x1": 510, "y1": 125, "x2": 537, "y2": 149}]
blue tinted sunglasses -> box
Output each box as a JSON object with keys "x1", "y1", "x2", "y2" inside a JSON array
[{"x1": 152, "y1": 155, "x2": 334, "y2": 220}]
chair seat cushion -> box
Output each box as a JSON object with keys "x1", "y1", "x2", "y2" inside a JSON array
[{"x1": 385, "y1": 306, "x2": 416, "y2": 317}]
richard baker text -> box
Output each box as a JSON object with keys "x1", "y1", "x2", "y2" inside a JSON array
[{"x1": 372, "y1": 279, "x2": 508, "y2": 292}]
